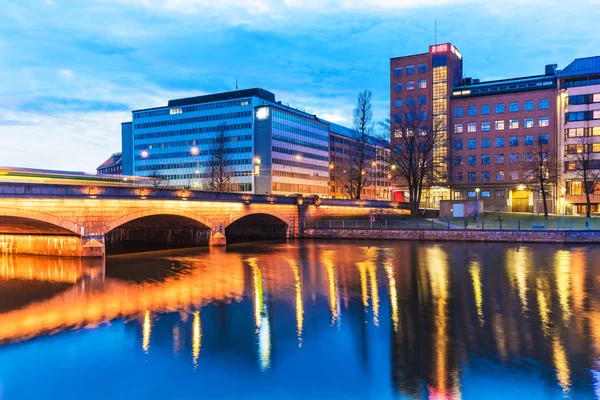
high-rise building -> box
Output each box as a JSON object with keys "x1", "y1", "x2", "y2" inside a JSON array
[
  {"x1": 557, "y1": 56, "x2": 600, "y2": 214},
  {"x1": 450, "y1": 67, "x2": 558, "y2": 213},
  {"x1": 390, "y1": 43, "x2": 463, "y2": 207},
  {"x1": 122, "y1": 89, "x2": 331, "y2": 195}
]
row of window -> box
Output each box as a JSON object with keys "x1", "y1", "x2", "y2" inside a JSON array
[
  {"x1": 134, "y1": 146, "x2": 253, "y2": 161},
  {"x1": 565, "y1": 127, "x2": 600, "y2": 138},
  {"x1": 394, "y1": 112, "x2": 427, "y2": 123},
  {"x1": 568, "y1": 93, "x2": 600, "y2": 105},
  {"x1": 272, "y1": 158, "x2": 329, "y2": 172},
  {"x1": 454, "y1": 152, "x2": 547, "y2": 166},
  {"x1": 393, "y1": 80, "x2": 427, "y2": 92},
  {"x1": 566, "y1": 181, "x2": 600, "y2": 196},
  {"x1": 273, "y1": 122, "x2": 329, "y2": 143},
  {"x1": 454, "y1": 190, "x2": 505, "y2": 199},
  {"x1": 134, "y1": 135, "x2": 252, "y2": 150},
  {"x1": 454, "y1": 134, "x2": 549, "y2": 150},
  {"x1": 454, "y1": 171, "x2": 520, "y2": 182},
  {"x1": 272, "y1": 146, "x2": 329, "y2": 162},
  {"x1": 393, "y1": 64, "x2": 427, "y2": 77},
  {"x1": 134, "y1": 123, "x2": 252, "y2": 140},
  {"x1": 564, "y1": 77, "x2": 600, "y2": 88},
  {"x1": 566, "y1": 110, "x2": 600, "y2": 122},
  {"x1": 565, "y1": 143, "x2": 600, "y2": 154},
  {"x1": 454, "y1": 99, "x2": 549, "y2": 117},
  {"x1": 133, "y1": 99, "x2": 252, "y2": 119},
  {"x1": 277, "y1": 135, "x2": 329, "y2": 152},
  {"x1": 393, "y1": 96, "x2": 427, "y2": 108},
  {"x1": 454, "y1": 117, "x2": 549, "y2": 133},
  {"x1": 134, "y1": 111, "x2": 252, "y2": 129},
  {"x1": 565, "y1": 160, "x2": 600, "y2": 171},
  {"x1": 137, "y1": 159, "x2": 252, "y2": 172}
]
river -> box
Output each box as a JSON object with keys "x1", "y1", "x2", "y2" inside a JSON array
[{"x1": 0, "y1": 240, "x2": 599, "y2": 399}]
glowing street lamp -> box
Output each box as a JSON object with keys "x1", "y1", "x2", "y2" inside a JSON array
[
  {"x1": 190, "y1": 147, "x2": 200, "y2": 156},
  {"x1": 329, "y1": 164, "x2": 334, "y2": 170},
  {"x1": 141, "y1": 150, "x2": 149, "y2": 159},
  {"x1": 475, "y1": 187, "x2": 480, "y2": 200},
  {"x1": 391, "y1": 164, "x2": 397, "y2": 170}
]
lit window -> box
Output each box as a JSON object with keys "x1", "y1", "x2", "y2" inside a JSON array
[
  {"x1": 467, "y1": 139, "x2": 476, "y2": 149},
  {"x1": 509, "y1": 102, "x2": 519, "y2": 112},
  {"x1": 495, "y1": 154, "x2": 505, "y2": 164},
  {"x1": 406, "y1": 65, "x2": 415, "y2": 75},
  {"x1": 468, "y1": 106, "x2": 476, "y2": 116},
  {"x1": 539, "y1": 99, "x2": 549, "y2": 110},
  {"x1": 509, "y1": 136, "x2": 519, "y2": 147},
  {"x1": 394, "y1": 83, "x2": 402, "y2": 92},
  {"x1": 481, "y1": 190, "x2": 491, "y2": 198},
  {"x1": 418, "y1": 80, "x2": 427, "y2": 89},
  {"x1": 394, "y1": 98, "x2": 403, "y2": 107},
  {"x1": 468, "y1": 190, "x2": 477, "y2": 198},
  {"x1": 509, "y1": 119, "x2": 519, "y2": 129},
  {"x1": 496, "y1": 171, "x2": 505, "y2": 181},
  {"x1": 524, "y1": 117, "x2": 534, "y2": 128},
  {"x1": 481, "y1": 121, "x2": 491, "y2": 132},
  {"x1": 539, "y1": 116, "x2": 549, "y2": 127},
  {"x1": 394, "y1": 67, "x2": 403, "y2": 76},
  {"x1": 406, "y1": 81, "x2": 415, "y2": 90},
  {"x1": 170, "y1": 108, "x2": 183, "y2": 115},
  {"x1": 495, "y1": 120, "x2": 505, "y2": 130},
  {"x1": 418, "y1": 64, "x2": 427, "y2": 73},
  {"x1": 468, "y1": 123, "x2": 477, "y2": 133},
  {"x1": 455, "y1": 124, "x2": 464, "y2": 134},
  {"x1": 454, "y1": 107, "x2": 463, "y2": 117},
  {"x1": 524, "y1": 135, "x2": 534, "y2": 146},
  {"x1": 509, "y1": 171, "x2": 519, "y2": 180},
  {"x1": 481, "y1": 104, "x2": 491, "y2": 115},
  {"x1": 481, "y1": 138, "x2": 491, "y2": 148},
  {"x1": 495, "y1": 103, "x2": 505, "y2": 114},
  {"x1": 593, "y1": 94, "x2": 600, "y2": 103},
  {"x1": 524, "y1": 100, "x2": 534, "y2": 111},
  {"x1": 495, "y1": 137, "x2": 505, "y2": 148}
]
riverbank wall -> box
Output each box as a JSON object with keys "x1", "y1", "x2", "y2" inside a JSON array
[{"x1": 302, "y1": 228, "x2": 600, "y2": 244}]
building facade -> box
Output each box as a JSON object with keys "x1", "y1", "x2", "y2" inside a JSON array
[
  {"x1": 122, "y1": 89, "x2": 334, "y2": 196},
  {"x1": 328, "y1": 123, "x2": 391, "y2": 199},
  {"x1": 390, "y1": 43, "x2": 464, "y2": 207},
  {"x1": 557, "y1": 57, "x2": 600, "y2": 215},
  {"x1": 449, "y1": 69, "x2": 558, "y2": 213},
  {"x1": 96, "y1": 152, "x2": 123, "y2": 175}
]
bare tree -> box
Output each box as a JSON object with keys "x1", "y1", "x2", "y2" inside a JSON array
[
  {"x1": 208, "y1": 122, "x2": 235, "y2": 192},
  {"x1": 378, "y1": 106, "x2": 446, "y2": 216},
  {"x1": 522, "y1": 135, "x2": 557, "y2": 218},
  {"x1": 570, "y1": 136, "x2": 600, "y2": 218},
  {"x1": 148, "y1": 169, "x2": 164, "y2": 188},
  {"x1": 345, "y1": 90, "x2": 374, "y2": 199}
]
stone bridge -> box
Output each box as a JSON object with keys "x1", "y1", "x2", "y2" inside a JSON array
[{"x1": 0, "y1": 183, "x2": 409, "y2": 257}]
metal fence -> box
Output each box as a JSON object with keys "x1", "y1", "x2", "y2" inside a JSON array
[{"x1": 304, "y1": 218, "x2": 600, "y2": 231}]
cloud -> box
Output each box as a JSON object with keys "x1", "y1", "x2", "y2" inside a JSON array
[
  {"x1": 18, "y1": 96, "x2": 130, "y2": 113},
  {"x1": 0, "y1": 119, "x2": 36, "y2": 126},
  {"x1": 58, "y1": 68, "x2": 74, "y2": 80}
]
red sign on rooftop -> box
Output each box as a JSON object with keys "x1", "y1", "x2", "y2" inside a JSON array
[{"x1": 429, "y1": 43, "x2": 462, "y2": 59}]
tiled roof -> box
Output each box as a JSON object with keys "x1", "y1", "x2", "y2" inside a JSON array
[
  {"x1": 557, "y1": 56, "x2": 600, "y2": 78},
  {"x1": 97, "y1": 153, "x2": 122, "y2": 169}
]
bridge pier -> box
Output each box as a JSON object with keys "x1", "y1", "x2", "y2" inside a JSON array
[
  {"x1": 81, "y1": 235, "x2": 105, "y2": 258},
  {"x1": 209, "y1": 231, "x2": 227, "y2": 246}
]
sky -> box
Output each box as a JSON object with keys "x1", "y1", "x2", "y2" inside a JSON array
[{"x1": 1, "y1": 0, "x2": 599, "y2": 173}]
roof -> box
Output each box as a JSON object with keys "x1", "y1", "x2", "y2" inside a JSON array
[
  {"x1": 557, "y1": 56, "x2": 600, "y2": 78},
  {"x1": 168, "y1": 88, "x2": 275, "y2": 108},
  {"x1": 329, "y1": 122, "x2": 388, "y2": 147},
  {"x1": 263, "y1": 101, "x2": 326, "y2": 124},
  {"x1": 97, "y1": 153, "x2": 122, "y2": 169},
  {"x1": 452, "y1": 74, "x2": 556, "y2": 98}
]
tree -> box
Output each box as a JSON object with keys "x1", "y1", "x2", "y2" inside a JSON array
[
  {"x1": 148, "y1": 169, "x2": 164, "y2": 188},
  {"x1": 378, "y1": 105, "x2": 446, "y2": 216},
  {"x1": 208, "y1": 122, "x2": 235, "y2": 192},
  {"x1": 570, "y1": 135, "x2": 600, "y2": 218},
  {"x1": 345, "y1": 90, "x2": 374, "y2": 199},
  {"x1": 522, "y1": 134, "x2": 557, "y2": 218}
]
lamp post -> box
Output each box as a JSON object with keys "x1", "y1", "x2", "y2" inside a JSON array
[{"x1": 561, "y1": 187, "x2": 566, "y2": 229}]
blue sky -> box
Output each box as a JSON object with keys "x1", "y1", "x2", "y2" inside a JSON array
[{"x1": 1, "y1": 0, "x2": 599, "y2": 172}]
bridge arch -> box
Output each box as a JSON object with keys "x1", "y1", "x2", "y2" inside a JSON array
[
  {"x1": 0, "y1": 207, "x2": 82, "y2": 236},
  {"x1": 223, "y1": 210, "x2": 292, "y2": 230},
  {"x1": 102, "y1": 208, "x2": 215, "y2": 234},
  {"x1": 224, "y1": 211, "x2": 291, "y2": 242}
]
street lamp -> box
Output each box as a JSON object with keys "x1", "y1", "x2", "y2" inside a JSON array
[{"x1": 475, "y1": 187, "x2": 480, "y2": 200}]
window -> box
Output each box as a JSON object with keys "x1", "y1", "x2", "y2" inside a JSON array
[
  {"x1": 524, "y1": 135, "x2": 534, "y2": 146},
  {"x1": 566, "y1": 127, "x2": 586, "y2": 138},
  {"x1": 454, "y1": 140, "x2": 463, "y2": 150},
  {"x1": 569, "y1": 95, "x2": 586, "y2": 105},
  {"x1": 567, "y1": 111, "x2": 586, "y2": 122},
  {"x1": 418, "y1": 80, "x2": 427, "y2": 89},
  {"x1": 509, "y1": 171, "x2": 519, "y2": 180},
  {"x1": 418, "y1": 127, "x2": 427, "y2": 136},
  {"x1": 468, "y1": 123, "x2": 477, "y2": 133},
  {"x1": 566, "y1": 144, "x2": 584, "y2": 154},
  {"x1": 524, "y1": 100, "x2": 534, "y2": 111},
  {"x1": 539, "y1": 134, "x2": 549, "y2": 144},
  {"x1": 468, "y1": 172, "x2": 477, "y2": 182},
  {"x1": 481, "y1": 154, "x2": 491, "y2": 165},
  {"x1": 494, "y1": 171, "x2": 505, "y2": 181},
  {"x1": 468, "y1": 106, "x2": 476, "y2": 116},
  {"x1": 394, "y1": 98, "x2": 403, "y2": 107},
  {"x1": 495, "y1": 154, "x2": 505, "y2": 164},
  {"x1": 454, "y1": 156, "x2": 464, "y2": 166},
  {"x1": 406, "y1": 112, "x2": 414, "y2": 122},
  {"x1": 481, "y1": 190, "x2": 491, "y2": 198},
  {"x1": 394, "y1": 114, "x2": 403, "y2": 123},
  {"x1": 495, "y1": 120, "x2": 505, "y2": 130},
  {"x1": 567, "y1": 181, "x2": 583, "y2": 195},
  {"x1": 418, "y1": 95, "x2": 427, "y2": 105},
  {"x1": 454, "y1": 107, "x2": 463, "y2": 117},
  {"x1": 394, "y1": 83, "x2": 402, "y2": 92},
  {"x1": 418, "y1": 112, "x2": 427, "y2": 121},
  {"x1": 454, "y1": 172, "x2": 464, "y2": 182},
  {"x1": 468, "y1": 155, "x2": 477, "y2": 166},
  {"x1": 495, "y1": 189, "x2": 505, "y2": 198},
  {"x1": 394, "y1": 67, "x2": 402, "y2": 76},
  {"x1": 482, "y1": 121, "x2": 491, "y2": 132},
  {"x1": 594, "y1": 110, "x2": 600, "y2": 120},
  {"x1": 481, "y1": 104, "x2": 491, "y2": 115},
  {"x1": 455, "y1": 124, "x2": 464, "y2": 134},
  {"x1": 525, "y1": 152, "x2": 534, "y2": 162},
  {"x1": 539, "y1": 99, "x2": 549, "y2": 110},
  {"x1": 509, "y1": 153, "x2": 519, "y2": 163},
  {"x1": 509, "y1": 119, "x2": 519, "y2": 129},
  {"x1": 495, "y1": 137, "x2": 505, "y2": 148},
  {"x1": 593, "y1": 94, "x2": 600, "y2": 103},
  {"x1": 468, "y1": 191, "x2": 477, "y2": 198},
  {"x1": 481, "y1": 138, "x2": 491, "y2": 148},
  {"x1": 406, "y1": 96, "x2": 415, "y2": 106},
  {"x1": 509, "y1": 102, "x2": 519, "y2": 112},
  {"x1": 539, "y1": 116, "x2": 549, "y2": 127},
  {"x1": 481, "y1": 172, "x2": 490, "y2": 182},
  {"x1": 454, "y1": 191, "x2": 464, "y2": 200},
  {"x1": 524, "y1": 117, "x2": 534, "y2": 128},
  {"x1": 406, "y1": 65, "x2": 415, "y2": 75},
  {"x1": 418, "y1": 63, "x2": 427, "y2": 73},
  {"x1": 406, "y1": 81, "x2": 415, "y2": 90},
  {"x1": 467, "y1": 139, "x2": 476, "y2": 149},
  {"x1": 495, "y1": 103, "x2": 505, "y2": 114}
]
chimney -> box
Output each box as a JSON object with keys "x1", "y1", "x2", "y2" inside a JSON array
[{"x1": 545, "y1": 64, "x2": 558, "y2": 76}]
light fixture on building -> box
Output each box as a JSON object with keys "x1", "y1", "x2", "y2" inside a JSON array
[
  {"x1": 295, "y1": 154, "x2": 302, "y2": 160},
  {"x1": 256, "y1": 107, "x2": 269, "y2": 120},
  {"x1": 190, "y1": 147, "x2": 200, "y2": 156},
  {"x1": 329, "y1": 164, "x2": 334, "y2": 170},
  {"x1": 517, "y1": 184, "x2": 526, "y2": 191},
  {"x1": 141, "y1": 150, "x2": 149, "y2": 159}
]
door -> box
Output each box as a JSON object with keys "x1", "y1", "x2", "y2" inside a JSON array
[{"x1": 511, "y1": 190, "x2": 530, "y2": 212}]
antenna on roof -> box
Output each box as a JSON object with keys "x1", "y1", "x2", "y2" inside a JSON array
[
  {"x1": 435, "y1": 20, "x2": 437, "y2": 45},
  {"x1": 235, "y1": 79, "x2": 238, "y2": 91}
]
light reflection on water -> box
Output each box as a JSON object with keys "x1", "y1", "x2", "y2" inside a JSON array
[{"x1": 0, "y1": 241, "x2": 599, "y2": 399}]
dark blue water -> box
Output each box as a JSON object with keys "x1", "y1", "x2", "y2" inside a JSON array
[{"x1": 0, "y1": 241, "x2": 599, "y2": 399}]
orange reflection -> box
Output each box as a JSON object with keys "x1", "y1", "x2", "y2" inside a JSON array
[
  {"x1": 385, "y1": 262, "x2": 399, "y2": 333},
  {"x1": 192, "y1": 311, "x2": 201, "y2": 368},
  {"x1": 506, "y1": 247, "x2": 530, "y2": 314},
  {"x1": 142, "y1": 310, "x2": 151, "y2": 353},
  {"x1": 469, "y1": 260, "x2": 484, "y2": 327},
  {"x1": 0, "y1": 255, "x2": 81, "y2": 283},
  {"x1": 554, "y1": 250, "x2": 572, "y2": 325},
  {"x1": 288, "y1": 258, "x2": 303, "y2": 347},
  {"x1": 322, "y1": 250, "x2": 340, "y2": 326}
]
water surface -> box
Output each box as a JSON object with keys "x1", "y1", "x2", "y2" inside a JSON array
[{"x1": 0, "y1": 240, "x2": 599, "y2": 399}]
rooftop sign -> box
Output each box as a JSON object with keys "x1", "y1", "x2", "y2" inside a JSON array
[{"x1": 430, "y1": 43, "x2": 462, "y2": 59}]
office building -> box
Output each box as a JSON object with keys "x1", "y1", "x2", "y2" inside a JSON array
[
  {"x1": 557, "y1": 56, "x2": 600, "y2": 214},
  {"x1": 96, "y1": 152, "x2": 123, "y2": 175},
  {"x1": 390, "y1": 43, "x2": 464, "y2": 207}
]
